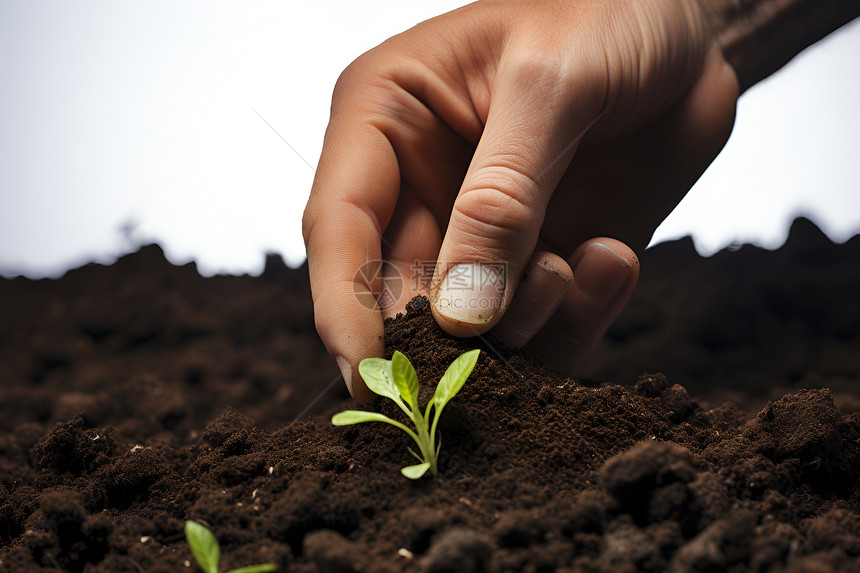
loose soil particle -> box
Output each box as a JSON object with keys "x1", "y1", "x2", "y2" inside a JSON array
[{"x1": 1, "y1": 217, "x2": 859, "y2": 572}]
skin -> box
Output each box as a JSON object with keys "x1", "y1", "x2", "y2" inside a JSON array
[{"x1": 302, "y1": 0, "x2": 739, "y2": 402}]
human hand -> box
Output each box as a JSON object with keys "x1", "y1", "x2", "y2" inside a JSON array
[{"x1": 302, "y1": 0, "x2": 739, "y2": 401}]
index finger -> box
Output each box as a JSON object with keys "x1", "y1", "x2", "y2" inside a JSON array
[{"x1": 302, "y1": 102, "x2": 401, "y2": 402}]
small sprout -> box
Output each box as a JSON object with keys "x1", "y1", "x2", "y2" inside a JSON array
[
  {"x1": 332, "y1": 349, "x2": 480, "y2": 479},
  {"x1": 184, "y1": 520, "x2": 277, "y2": 573}
]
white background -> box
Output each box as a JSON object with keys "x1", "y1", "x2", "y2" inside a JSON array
[{"x1": 1, "y1": 1, "x2": 858, "y2": 278}]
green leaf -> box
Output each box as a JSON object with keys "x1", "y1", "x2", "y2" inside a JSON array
[
  {"x1": 332, "y1": 410, "x2": 419, "y2": 443},
  {"x1": 401, "y1": 462, "x2": 431, "y2": 479},
  {"x1": 227, "y1": 565, "x2": 278, "y2": 573},
  {"x1": 358, "y1": 358, "x2": 401, "y2": 404},
  {"x1": 332, "y1": 410, "x2": 400, "y2": 426},
  {"x1": 185, "y1": 521, "x2": 220, "y2": 573},
  {"x1": 432, "y1": 349, "x2": 480, "y2": 413},
  {"x1": 391, "y1": 351, "x2": 419, "y2": 409}
]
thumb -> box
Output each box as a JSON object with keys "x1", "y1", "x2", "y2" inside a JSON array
[{"x1": 430, "y1": 62, "x2": 602, "y2": 336}]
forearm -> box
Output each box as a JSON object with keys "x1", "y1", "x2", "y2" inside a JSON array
[{"x1": 698, "y1": 0, "x2": 860, "y2": 92}]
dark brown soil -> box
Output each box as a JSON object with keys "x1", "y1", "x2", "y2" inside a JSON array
[{"x1": 1, "y1": 217, "x2": 859, "y2": 573}]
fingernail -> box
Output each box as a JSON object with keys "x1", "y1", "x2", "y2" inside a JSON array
[
  {"x1": 573, "y1": 243, "x2": 633, "y2": 303},
  {"x1": 335, "y1": 356, "x2": 353, "y2": 397},
  {"x1": 433, "y1": 263, "x2": 506, "y2": 325}
]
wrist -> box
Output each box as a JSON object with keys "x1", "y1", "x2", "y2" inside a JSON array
[{"x1": 696, "y1": 0, "x2": 860, "y2": 92}]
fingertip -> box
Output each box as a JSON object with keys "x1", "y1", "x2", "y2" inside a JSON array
[
  {"x1": 431, "y1": 304, "x2": 498, "y2": 338},
  {"x1": 335, "y1": 355, "x2": 355, "y2": 397},
  {"x1": 336, "y1": 355, "x2": 377, "y2": 404},
  {"x1": 527, "y1": 238, "x2": 639, "y2": 375},
  {"x1": 568, "y1": 238, "x2": 639, "y2": 304}
]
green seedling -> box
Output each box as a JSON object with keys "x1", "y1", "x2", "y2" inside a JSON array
[
  {"x1": 332, "y1": 348, "x2": 480, "y2": 479},
  {"x1": 184, "y1": 520, "x2": 277, "y2": 573}
]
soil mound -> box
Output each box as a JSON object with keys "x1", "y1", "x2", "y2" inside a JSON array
[{"x1": 1, "y1": 218, "x2": 859, "y2": 572}]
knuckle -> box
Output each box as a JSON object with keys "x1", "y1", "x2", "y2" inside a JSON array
[
  {"x1": 502, "y1": 44, "x2": 606, "y2": 118},
  {"x1": 505, "y1": 48, "x2": 570, "y2": 93},
  {"x1": 454, "y1": 180, "x2": 540, "y2": 239},
  {"x1": 332, "y1": 51, "x2": 383, "y2": 107},
  {"x1": 301, "y1": 201, "x2": 318, "y2": 249},
  {"x1": 333, "y1": 53, "x2": 370, "y2": 96},
  {"x1": 312, "y1": 303, "x2": 327, "y2": 336},
  {"x1": 331, "y1": 51, "x2": 412, "y2": 124}
]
